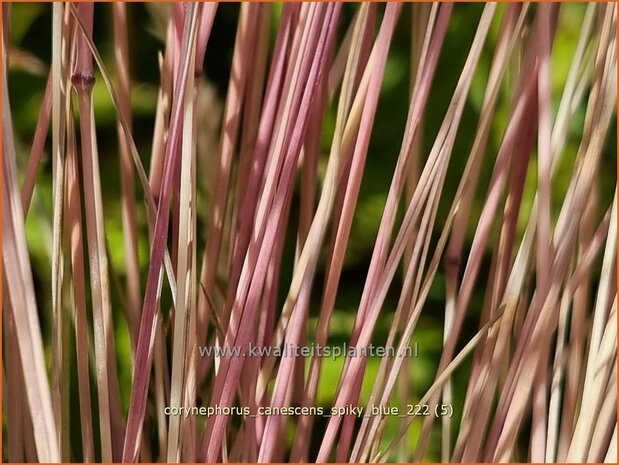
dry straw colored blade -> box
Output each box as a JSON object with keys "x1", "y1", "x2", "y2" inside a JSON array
[{"x1": 2, "y1": 29, "x2": 59, "y2": 461}]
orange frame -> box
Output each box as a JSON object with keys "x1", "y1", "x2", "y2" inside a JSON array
[{"x1": 0, "y1": 2, "x2": 616, "y2": 465}]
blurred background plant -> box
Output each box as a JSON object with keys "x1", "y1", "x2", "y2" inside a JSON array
[{"x1": 2, "y1": 2, "x2": 616, "y2": 463}]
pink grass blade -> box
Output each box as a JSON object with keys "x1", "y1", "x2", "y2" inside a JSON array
[
  {"x1": 3, "y1": 307, "x2": 26, "y2": 462},
  {"x1": 325, "y1": 7, "x2": 453, "y2": 456},
  {"x1": 315, "y1": 4, "x2": 406, "y2": 460},
  {"x1": 2, "y1": 38, "x2": 60, "y2": 461},
  {"x1": 200, "y1": 4, "x2": 337, "y2": 459},
  {"x1": 289, "y1": 5, "x2": 378, "y2": 459},
  {"x1": 72, "y1": 4, "x2": 123, "y2": 460},
  {"x1": 112, "y1": 2, "x2": 141, "y2": 350},
  {"x1": 356, "y1": 6, "x2": 506, "y2": 460},
  {"x1": 210, "y1": 4, "x2": 296, "y2": 355},
  {"x1": 166, "y1": 19, "x2": 198, "y2": 461},
  {"x1": 21, "y1": 72, "x2": 52, "y2": 215},
  {"x1": 122, "y1": 5, "x2": 200, "y2": 461},
  {"x1": 256, "y1": 6, "x2": 341, "y2": 461},
  {"x1": 484, "y1": 33, "x2": 616, "y2": 460},
  {"x1": 197, "y1": 1, "x2": 260, "y2": 372},
  {"x1": 531, "y1": 5, "x2": 556, "y2": 462},
  {"x1": 69, "y1": 6, "x2": 179, "y2": 313},
  {"x1": 64, "y1": 114, "x2": 95, "y2": 462}
]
